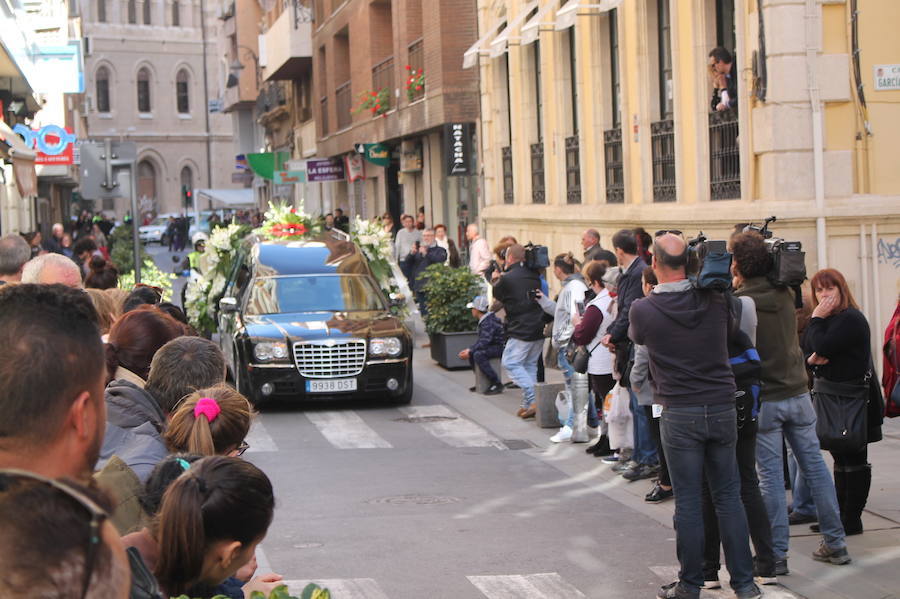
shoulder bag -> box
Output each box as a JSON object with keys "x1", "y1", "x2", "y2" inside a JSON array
[
  {"x1": 567, "y1": 339, "x2": 602, "y2": 375},
  {"x1": 812, "y1": 375, "x2": 869, "y2": 454}
]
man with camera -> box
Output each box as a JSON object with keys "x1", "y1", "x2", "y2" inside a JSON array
[
  {"x1": 630, "y1": 233, "x2": 759, "y2": 599},
  {"x1": 732, "y1": 231, "x2": 850, "y2": 569},
  {"x1": 492, "y1": 243, "x2": 546, "y2": 418}
]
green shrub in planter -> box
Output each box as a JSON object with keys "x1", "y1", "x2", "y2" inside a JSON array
[{"x1": 420, "y1": 264, "x2": 482, "y2": 334}]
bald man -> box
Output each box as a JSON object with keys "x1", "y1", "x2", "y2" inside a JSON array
[
  {"x1": 629, "y1": 233, "x2": 758, "y2": 599},
  {"x1": 21, "y1": 254, "x2": 83, "y2": 288},
  {"x1": 0, "y1": 235, "x2": 32, "y2": 284}
]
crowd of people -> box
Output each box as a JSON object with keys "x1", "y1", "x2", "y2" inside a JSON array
[{"x1": 463, "y1": 225, "x2": 897, "y2": 599}]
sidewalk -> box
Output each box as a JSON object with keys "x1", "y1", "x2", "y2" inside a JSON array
[{"x1": 414, "y1": 338, "x2": 900, "y2": 599}]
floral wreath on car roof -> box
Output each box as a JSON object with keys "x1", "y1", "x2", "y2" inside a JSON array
[
  {"x1": 257, "y1": 201, "x2": 320, "y2": 241},
  {"x1": 184, "y1": 221, "x2": 250, "y2": 335},
  {"x1": 350, "y1": 216, "x2": 413, "y2": 320}
]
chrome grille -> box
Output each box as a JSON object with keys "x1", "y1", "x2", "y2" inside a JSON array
[{"x1": 293, "y1": 340, "x2": 366, "y2": 378}]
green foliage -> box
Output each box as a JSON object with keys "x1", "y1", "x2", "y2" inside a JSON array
[
  {"x1": 109, "y1": 224, "x2": 148, "y2": 274},
  {"x1": 353, "y1": 87, "x2": 391, "y2": 116},
  {"x1": 118, "y1": 259, "x2": 176, "y2": 301},
  {"x1": 420, "y1": 265, "x2": 481, "y2": 334},
  {"x1": 173, "y1": 582, "x2": 330, "y2": 599}
]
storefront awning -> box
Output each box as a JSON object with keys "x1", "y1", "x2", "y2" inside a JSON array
[
  {"x1": 462, "y1": 17, "x2": 508, "y2": 69},
  {"x1": 195, "y1": 188, "x2": 255, "y2": 208},
  {"x1": 246, "y1": 151, "x2": 290, "y2": 181},
  {"x1": 489, "y1": 0, "x2": 539, "y2": 58},
  {"x1": 556, "y1": 0, "x2": 622, "y2": 30},
  {"x1": 520, "y1": 1, "x2": 559, "y2": 45}
]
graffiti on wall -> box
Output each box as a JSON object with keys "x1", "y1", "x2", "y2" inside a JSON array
[{"x1": 877, "y1": 237, "x2": 900, "y2": 268}]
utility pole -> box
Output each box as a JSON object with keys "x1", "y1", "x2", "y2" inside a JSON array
[
  {"x1": 199, "y1": 0, "x2": 213, "y2": 206},
  {"x1": 98, "y1": 139, "x2": 141, "y2": 283}
]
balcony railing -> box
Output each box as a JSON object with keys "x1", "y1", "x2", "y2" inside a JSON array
[
  {"x1": 530, "y1": 142, "x2": 545, "y2": 204},
  {"x1": 257, "y1": 82, "x2": 286, "y2": 115},
  {"x1": 651, "y1": 119, "x2": 676, "y2": 202},
  {"x1": 372, "y1": 57, "x2": 394, "y2": 112},
  {"x1": 502, "y1": 146, "x2": 514, "y2": 204},
  {"x1": 604, "y1": 128, "x2": 624, "y2": 203},
  {"x1": 320, "y1": 96, "x2": 329, "y2": 136},
  {"x1": 565, "y1": 135, "x2": 581, "y2": 204},
  {"x1": 335, "y1": 81, "x2": 352, "y2": 130},
  {"x1": 709, "y1": 109, "x2": 741, "y2": 200},
  {"x1": 407, "y1": 39, "x2": 425, "y2": 102}
]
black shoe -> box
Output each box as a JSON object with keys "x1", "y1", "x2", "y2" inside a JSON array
[
  {"x1": 645, "y1": 482, "x2": 674, "y2": 503},
  {"x1": 734, "y1": 585, "x2": 762, "y2": 599},
  {"x1": 752, "y1": 556, "x2": 777, "y2": 585},
  {"x1": 656, "y1": 581, "x2": 697, "y2": 599},
  {"x1": 623, "y1": 463, "x2": 658, "y2": 482},
  {"x1": 505, "y1": 381, "x2": 520, "y2": 389},
  {"x1": 483, "y1": 382, "x2": 504, "y2": 395},
  {"x1": 585, "y1": 435, "x2": 611, "y2": 456},
  {"x1": 788, "y1": 511, "x2": 817, "y2": 525},
  {"x1": 809, "y1": 523, "x2": 820, "y2": 533},
  {"x1": 468, "y1": 386, "x2": 477, "y2": 392},
  {"x1": 774, "y1": 558, "x2": 789, "y2": 576}
]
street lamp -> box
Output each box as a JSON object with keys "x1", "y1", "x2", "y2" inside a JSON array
[{"x1": 226, "y1": 46, "x2": 261, "y2": 88}]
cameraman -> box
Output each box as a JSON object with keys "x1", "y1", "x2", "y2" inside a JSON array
[
  {"x1": 732, "y1": 231, "x2": 850, "y2": 569},
  {"x1": 492, "y1": 244, "x2": 545, "y2": 419}
]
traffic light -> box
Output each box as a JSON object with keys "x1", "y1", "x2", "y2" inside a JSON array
[{"x1": 182, "y1": 185, "x2": 192, "y2": 207}]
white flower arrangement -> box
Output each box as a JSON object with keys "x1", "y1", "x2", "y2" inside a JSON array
[
  {"x1": 350, "y1": 217, "x2": 412, "y2": 319},
  {"x1": 184, "y1": 222, "x2": 250, "y2": 333}
]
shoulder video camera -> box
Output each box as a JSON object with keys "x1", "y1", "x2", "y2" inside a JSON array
[
  {"x1": 743, "y1": 216, "x2": 806, "y2": 290},
  {"x1": 523, "y1": 242, "x2": 550, "y2": 271},
  {"x1": 687, "y1": 232, "x2": 732, "y2": 291}
]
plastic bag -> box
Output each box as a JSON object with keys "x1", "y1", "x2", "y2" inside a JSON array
[
  {"x1": 555, "y1": 389, "x2": 571, "y2": 426},
  {"x1": 607, "y1": 384, "x2": 633, "y2": 450}
]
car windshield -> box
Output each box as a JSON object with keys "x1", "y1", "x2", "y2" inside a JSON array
[{"x1": 245, "y1": 275, "x2": 386, "y2": 314}]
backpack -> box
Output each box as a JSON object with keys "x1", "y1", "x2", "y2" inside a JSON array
[{"x1": 727, "y1": 295, "x2": 761, "y2": 426}]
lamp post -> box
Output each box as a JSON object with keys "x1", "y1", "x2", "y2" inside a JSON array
[{"x1": 227, "y1": 46, "x2": 261, "y2": 89}]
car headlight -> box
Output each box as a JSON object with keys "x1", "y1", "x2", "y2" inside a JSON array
[
  {"x1": 370, "y1": 337, "x2": 402, "y2": 357},
  {"x1": 253, "y1": 341, "x2": 289, "y2": 362}
]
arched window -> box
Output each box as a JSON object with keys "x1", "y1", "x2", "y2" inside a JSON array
[
  {"x1": 176, "y1": 69, "x2": 190, "y2": 114},
  {"x1": 137, "y1": 160, "x2": 157, "y2": 203},
  {"x1": 137, "y1": 68, "x2": 152, "y2": 113},
  {"x1": 172, "y1": 0, "x2": 180, "y2": 26},
  {"x1": 127, "y1": 0, "x2": 136, "y2": 23},
  {"x1": 97, "y1": 0, "x2": 107, "y2": 22},
  {"x1": 143, "y1": 0, "x2": 152, "y2": 24},
  {"x1": 96, "y1": 67, "x2": 111, "y2": 112}
]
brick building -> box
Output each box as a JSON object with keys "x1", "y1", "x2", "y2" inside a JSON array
[{"x1": 313, "y1": 0, "x2": 479, "y2": 245}]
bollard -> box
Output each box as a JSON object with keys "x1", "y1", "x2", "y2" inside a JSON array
[
  {"x1": 534, "y1": 382, "x2": 565, "y2": 428},
  {"x1": 473, "y1": 358, "x2": 503, "y2": 393},
  {"x1": 570, "y1": 372, "x2": 590, "y2": 442}
]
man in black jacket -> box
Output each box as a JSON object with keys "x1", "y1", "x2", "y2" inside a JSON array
[
  {"x1": 493, "y1": 244, "x2": 545, "y2": 418},
  {"x1": 630, "y1": 233, "x2": 758, "y2": 599},
  {"x1": 409, "y1": 228, "x2": 447, "y2": 316},
  {"x1": 601, "y1": 229, "x2": 657, "y2": 477}
]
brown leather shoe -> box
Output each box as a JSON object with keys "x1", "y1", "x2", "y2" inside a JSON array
[
  {"x1": 520, "y1": 406, "x2": 536, "y2": 419},
  {"x1": 516, "y1": 407, "x2": 527, "y2": 417}
]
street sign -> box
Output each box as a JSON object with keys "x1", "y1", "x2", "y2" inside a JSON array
[
  {"x1": 874, "y1": 64, "x2": 900, "y2": 91},
  {"x1": 306, "y1": 158, "x2": 345, "y2": 182}
]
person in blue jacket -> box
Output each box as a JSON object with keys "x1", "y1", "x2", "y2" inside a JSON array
[{"x1": 459, "y1": 295, "x2": 505, "y2": 395}]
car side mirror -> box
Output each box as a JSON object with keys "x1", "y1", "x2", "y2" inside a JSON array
[{"x1": 219, "y1": 296, "x2": 239, "y2": 312}]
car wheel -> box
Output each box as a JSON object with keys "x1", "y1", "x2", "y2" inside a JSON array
[{"x1": 394, "y1": 368, "x2": 413, "y2": 405}]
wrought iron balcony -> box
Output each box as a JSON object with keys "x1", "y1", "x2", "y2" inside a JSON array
[
  {"x1": 262, "y1": 0, "x2": 312, "y2": 81},
  {"x1": 530, "y1": 142, "x2": 545, "y2": 204},
  {"x1": 335, "y1": 81, "x2": 352, "y2": 130},
  {"x1": 709, "y1": 109, "x2": 741, "y2": 200},
  {"x1": 604, "y1": 128, "x2": 624, "y2": 204},
  {"x1": 501, "y1": 146, "x2": 514, "y2": 204},
  {"x1": 651, "y1": 119, "x2": 676, "y2": 202},
  {"x1": 565, "y1": 135, "x2": 581, "y2": 204}
]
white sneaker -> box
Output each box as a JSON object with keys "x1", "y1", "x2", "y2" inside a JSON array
[{"x1": 550, "y1": 425, "x2": 573, "y2": 443}]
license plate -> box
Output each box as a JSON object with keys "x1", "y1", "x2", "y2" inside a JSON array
[{"x1": 305, "y1": 378, "x2": 357, "y2": 393}]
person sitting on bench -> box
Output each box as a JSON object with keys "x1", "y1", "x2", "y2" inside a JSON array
[{"x1": 458, "y1": 295, "x2": 506, "y2": 395}]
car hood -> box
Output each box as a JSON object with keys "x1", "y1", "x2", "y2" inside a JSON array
[{"x1": 243, "y1": 311, "x2": 407, "y2": 342}]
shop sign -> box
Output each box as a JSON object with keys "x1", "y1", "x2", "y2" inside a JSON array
[
  {"x1": 306, "y1": 157, "x2": 345, "y2": 182},
  {"x1": 401, "y1": 141, "x2": 422, "y2": 172},
  {"x1": 874, "y1": 64, "x2": 900, "y2": 91},
  {"x1": 274, "y1": 169, "x2": 307, "y2": 184},
  {"x1": 14, "y1": 124, "x2": 76, "y2": 165},
  {"x1": 444, "y1": 122, "x2": 473, "y2": 177},
  {"x1": 355, "y1": 142, "x2": 391, "y2": 167},
  {"x1": 344, "y1": 152, "x2": 366, "y2": 182}
]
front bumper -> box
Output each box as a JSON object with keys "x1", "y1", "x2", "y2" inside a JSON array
[{"x1": 243, "y1": 358, "x2": 411, "y2": 401}]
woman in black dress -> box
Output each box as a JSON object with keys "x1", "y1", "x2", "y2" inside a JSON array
[{"x1": 803, "y1": 268, "x2": 882, "y2": 535}]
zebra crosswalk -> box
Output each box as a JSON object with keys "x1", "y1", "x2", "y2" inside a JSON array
[{"x1": 246, "y1": 403, "x2": 510, "y2": 453}]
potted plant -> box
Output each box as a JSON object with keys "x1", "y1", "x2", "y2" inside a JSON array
[
  {"x1": 420, "y1": 264, "x2": 482, "y2": 369},
  {"x1": 353, "y1": 87, "x2": 391, "y2": 117}
]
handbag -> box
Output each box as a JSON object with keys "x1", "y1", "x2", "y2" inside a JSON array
[
  {"x1": 567, "y1": 340, "x2": 602, "y2": 375},
  {"x1": 812, "y1": 375, "x2": 869, "y2": 454}
]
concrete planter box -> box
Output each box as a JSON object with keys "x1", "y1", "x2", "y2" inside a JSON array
[{"x1": 429, "y1": 331, "x2": 477, "y2": 370}]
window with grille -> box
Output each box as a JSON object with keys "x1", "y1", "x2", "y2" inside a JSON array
[
  {"x1": 97, "y1": 0, "x2": 106, "y2": 22},
  {"x1": 143, "y1": 0, "x2": 151, "y2": 24},
  {"x1": 96, "y1": 67, "x2": 111, "y2": 113},
  {"x1": 176, "y1": 70, "x2": 189, "y2": 113},
  {"x1": 137, "y1": 68, "x2": 151, "y2": 113},
  {"x1": 172, "y1": 0, "x2": 180, "y2": 26},
  {"x1": 652, "y1": 0, "x2": 676, "y2": 202},
  {"x1": 127, "y1": 0, "x2": 136, "y2": 23}
]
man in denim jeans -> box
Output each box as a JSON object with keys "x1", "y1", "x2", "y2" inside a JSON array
[
  {"x1": 630, "y1": 234, "x2": 759, "y2": 599},
  {"x1": 493, "y1": 244, "x2": 546, "y2": 418},
  {"x1": 732, "y1": 232, "x2": 850, "y2": 568}
]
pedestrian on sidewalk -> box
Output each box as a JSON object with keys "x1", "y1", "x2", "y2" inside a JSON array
[
  {"x1": 803, "y1": 268, "x2": 883, "y2": 536},
  {"x1": 630, "y1": 233, "x2": 759, "y2": 599},
  {"x1": 492, "y1": 244, "x2": 545, "y2": 419},
  {"x1": 732, "y1": 231, "x2": 851, "y2": 568},
  {"x1": 394, "y1": 215, "x2": 422, "y2": 284},
  {"x1": 466, "y1": 223, "x2": 492, "y2": 279},
  {"x1": 534, "y1": 252, "x2": 588, "y2": 443},
  {"x1": 459, "y1": 295, "x2": 505, "y2": 395}
]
